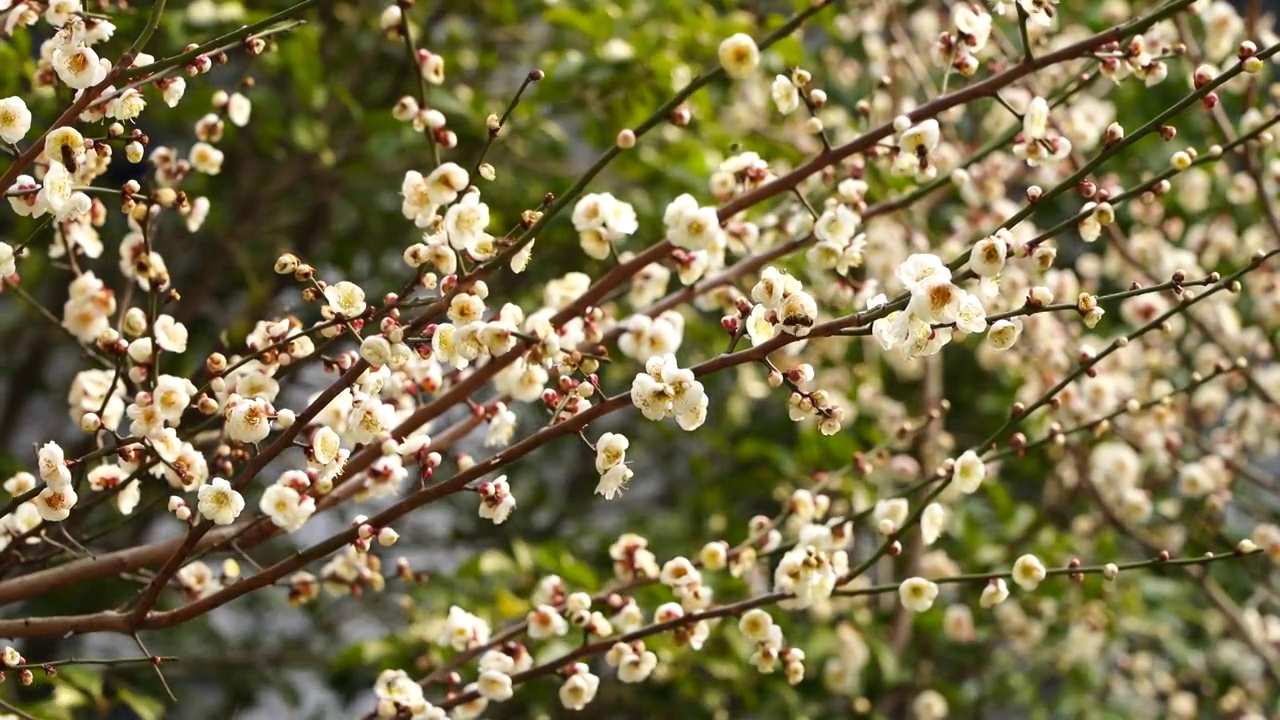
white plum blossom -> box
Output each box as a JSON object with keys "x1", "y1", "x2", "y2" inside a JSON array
[
  {"x1": 1012, "y1": 553, "x2": 1048, "y2": 590},
  {"x1": 226, "y1": 92, "x2": 251, "y2": 126},
  {"x1": 478, "y1": 476, "x2": 516, "y2": 524},
  {"x1": 952, "y1": 450, "x2": 986, "y2": 493},
  {"x1": 189, "y1": 142, "x2": 224, "y2": 174},
  {"x1": 260, "y1": 483, "x2": 316, "y2": 532},
  {"x1": 718, "y1": 33, "x2": 759, "y2": 79},
  {"x1": 224, "y1": 395, "x2": 273, "y2": 444},
  {"x1": 987, "y1": 317, "x2": 1024, "y2": 350},
  {"x1": 558, "y1": 664, "x2": 601, "y2": 711},
  {"x1": 664, "y1": 194, "x2": 721, "y2": 251},
  {"x1": 969, "y1": 235, "x2": 1007, "y2": 277},
  {"x1": 0, "y1": 97, "x2": 31, "y2": 144},
  {"x1": 594, "y1": 432, "x2": 633, "y2": 499},
  {"x1": 1018, "y1": 0, "x2": 1057, "y2": 27},
  {"x1": 899, "y1": 576, "x2": 940, "y2": 612},
  {"x1": 1023, "y1": 96, "x2": 1050, "y2": 140},
  {"x1": 771, "y1": 75, "x2": 799, "y2": 114},
  {"x1": 153, "y1": 314, "x2": 189, "y2": 353},
  {"x1": 774, "y1": 545, "x2": 838, "y2": 610},
  {"x1": 893, "y1": 119, "x2": 942, "y2": 181},
  {"x1": 52, "y1": 43, "x2": 106, "y2": 89},
  {"x1": 439, "y1": 605, "x2": 491, "y2": 651},
  {"x1": 527, "y1": 604, "x2": 569, "y2": 639},
  {"x1": 921, "y1": 503, "x2": 949, "y2": 545},
  {"x1": 630, "y1": 354, "x2": 708, "y2": 430},
  {"x1": 35, "y1": 485, "x2": 78, "y2": 522},
  {"x1": 197, "y1": 478, "x2": 245, "y2": 525},
  {"x1": 38, "y1": 441, "x2": 72, "y2": 488},
  {"x1": 323, "y1": 280, "x2": 367, "y2": 318},
  {"x1": 572, "y1": 192, "x2": 638, "y2": 259},
  {"x1": 444, "y1": 191, "x2": 490, "y2": 253}
]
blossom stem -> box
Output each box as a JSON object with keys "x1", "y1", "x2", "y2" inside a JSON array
[
  {"x1": 1016, "y1": 5, "x2": 1035, "y2": 63},
  {"x1": 433, "y1": 549, "x2": 1260, "y2": 710}
]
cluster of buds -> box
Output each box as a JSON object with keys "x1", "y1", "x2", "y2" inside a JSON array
[
  {"x1": 564, "y1": 592, "x2": 614, "y2": 637},
  {"x1": 1075, "y1": 291, "x2": 1106, "y2": 329},
  {"x1": 930, "y1": 6, "x2": 991, "y2": 77},
  {"x1": 1098, "y1": 36, "x2": 1170, "y2": 86},
  {"x1": 476, "y1": 476, "x2": 516, "y2": 524},
  {"x1": 352, "y1": 514, "x2": 400, "y2": 553},
  {"x1": 540, "y1": 374, "x2": 598, "y2": 423},
  {"x1": 167, "y1": 495, "x2": 193, "y2": 523}
]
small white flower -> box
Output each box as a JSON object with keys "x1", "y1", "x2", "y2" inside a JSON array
[
  {"x1": 738, "y1": 608, "x2": 775, "y2": 642},
  {"x1": 718, "y1": 33, "x2": 759, "y2": 79},
  {"x1": 38, "y1": 441, "x2": 71, "y2": 488},
  {"x1": 4, "y1": 472, "x2": 37, "y2": 496},
  {"x1": 814, "y1": 204, "x2": 859, "y2": 245},
  {"x1": 360, "y1": 335, "x2": 394, "y2": 367},
  {"x1": 438, "y1": 606, "x2": 491, "y2": 651},
  {"x1": 1177, "y1": 462, "x2": 1217, "y2": 498},
  {"x1": 38, "y1": 162, "x2": 75, "y2": 216},
  {"x1": 558, "y1": 665, "x2": 600, "y2": 711},
  {"x1": 260, "y1": 483, "x2": 314, "y2": 532},
  {"x1": 478, "y1": 477, "x2": 516, "y2": 524},
  {"x1": 774, "y1": 545, "x2": 837, "y2": 609},
  {"x1": 224, "y1": 395, "x2": 272, "y2": 444},
  {"x1": 980, "y1": 578, "x2": 1010, "y2": 608},
  {"x1": 596, "y1": 464, "x2": 633, "y2": 500},
  {"x1": 700, "y1": 541, "x2": 729, "y2": 571},
  {"x1": 921, "y1": 503, "x2": 949, "y2": 545},
  {"x1": 106, "y1": 88, "x2": 146, "y2": 122},
  {"x1": 52, "y1": 44, "x2": 107, "y2": 89},
  {"x1": 987, "y1": 317, "x2": 1023, "y2": 350},
  {"x1": 476, "y1": 669, "x2": 513, "y2": 702},
  {"x1": 197, "y1": 477, "x2": 245, "y2": 525},
  {"x1": 955, "y1": 293, "x2": 987, "y2": 334},
  {"x1": 771, "y1": 75, "x2": 799, "y2": 114},
  {"x1": 527, "y1": 604, "x2": 569, "y2": 639},
  {"x1": 226, "y1": 92, "x2": 252, "y2": 126},
  {"x1": 1012, "y1": 553, "x2": 1047, "y2": 591},
  {"x1": 873, "y1": 497, "x2": 909, "y2": 533},
  {"x1": 45, "y1": 0, "x2": 82, "y2": 27},
  {"x1": 35, "y1": 486, "x2": 78, "y2": 522},
  {"x1": 323, "y1": 280, "x2": 367, "y2": 318},
  {"x1": 896, "y1": 253, "x2": 950, "y2": 290},
  {"x1": 444, "y1": 192, "x2": 490, "y2": 252},
  {"x1": 0, "y1": 97, "x2": 32, "y2": 144},
  {"x1": 954, "y1": 6, "x2": 992, "y2": 51},
  {"x1": 153, "y1": 314, "x2": 188, "y2": 353},
  {"x1": 664, "y1": 194, "x2": 720, "y2": 251},
  {"x1": 968, "y1": 235, "x2": 1007, "y2": 277},
  {"x1": 898, "y1": 576, "x2": 939, "y2": 612},
  {"x1": 162, "y1": 77, "x2": 187, "y2": 107},
  {"x1": 1022, "y1": 96, "x2": 1050, "y2": 140},
  {"x1": 746, "y1": 304, "x2": 777, "y2": 347},
  {"x1": 778, "y1": 291, "x2": 817, "y2": 334},
  {"x1": 908, "y1": 278, "x2": 962, "y2": 324},
  {"x1": 659, "y1": 556, "x2": 700, "y2": 588},
  {"x1": 616, "y1": 647, "x2": 658, "y2": 683},
  {"x1": 952, "y1": 450, "x2": 986, "y2": 494},
  {"x1": 189, "y1": 142, "x2": 224, "y2": 174},
  {"x1": 116, "y1": 480, "x2": 141, "y2": 515},
  {"x1": 1018, "y1": 0, "x2": 1057, "y2": 27}
]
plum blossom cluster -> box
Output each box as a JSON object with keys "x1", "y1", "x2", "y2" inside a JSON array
[
  {"x1": 930, "y1": 5, "x2": 994, "y2": 77},
  {"x1": 1, "y1": 0, "x2": 1279, "y2": 717},
  {"x1": 629, "y1": 354, "x2": 709, "y2": 430},
  {"x1": 745, "y1": 266, "x2": 819, "y2": 345},
  {"x1": 871, "y1": 253, "x2": 987, "y2": 358}
]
